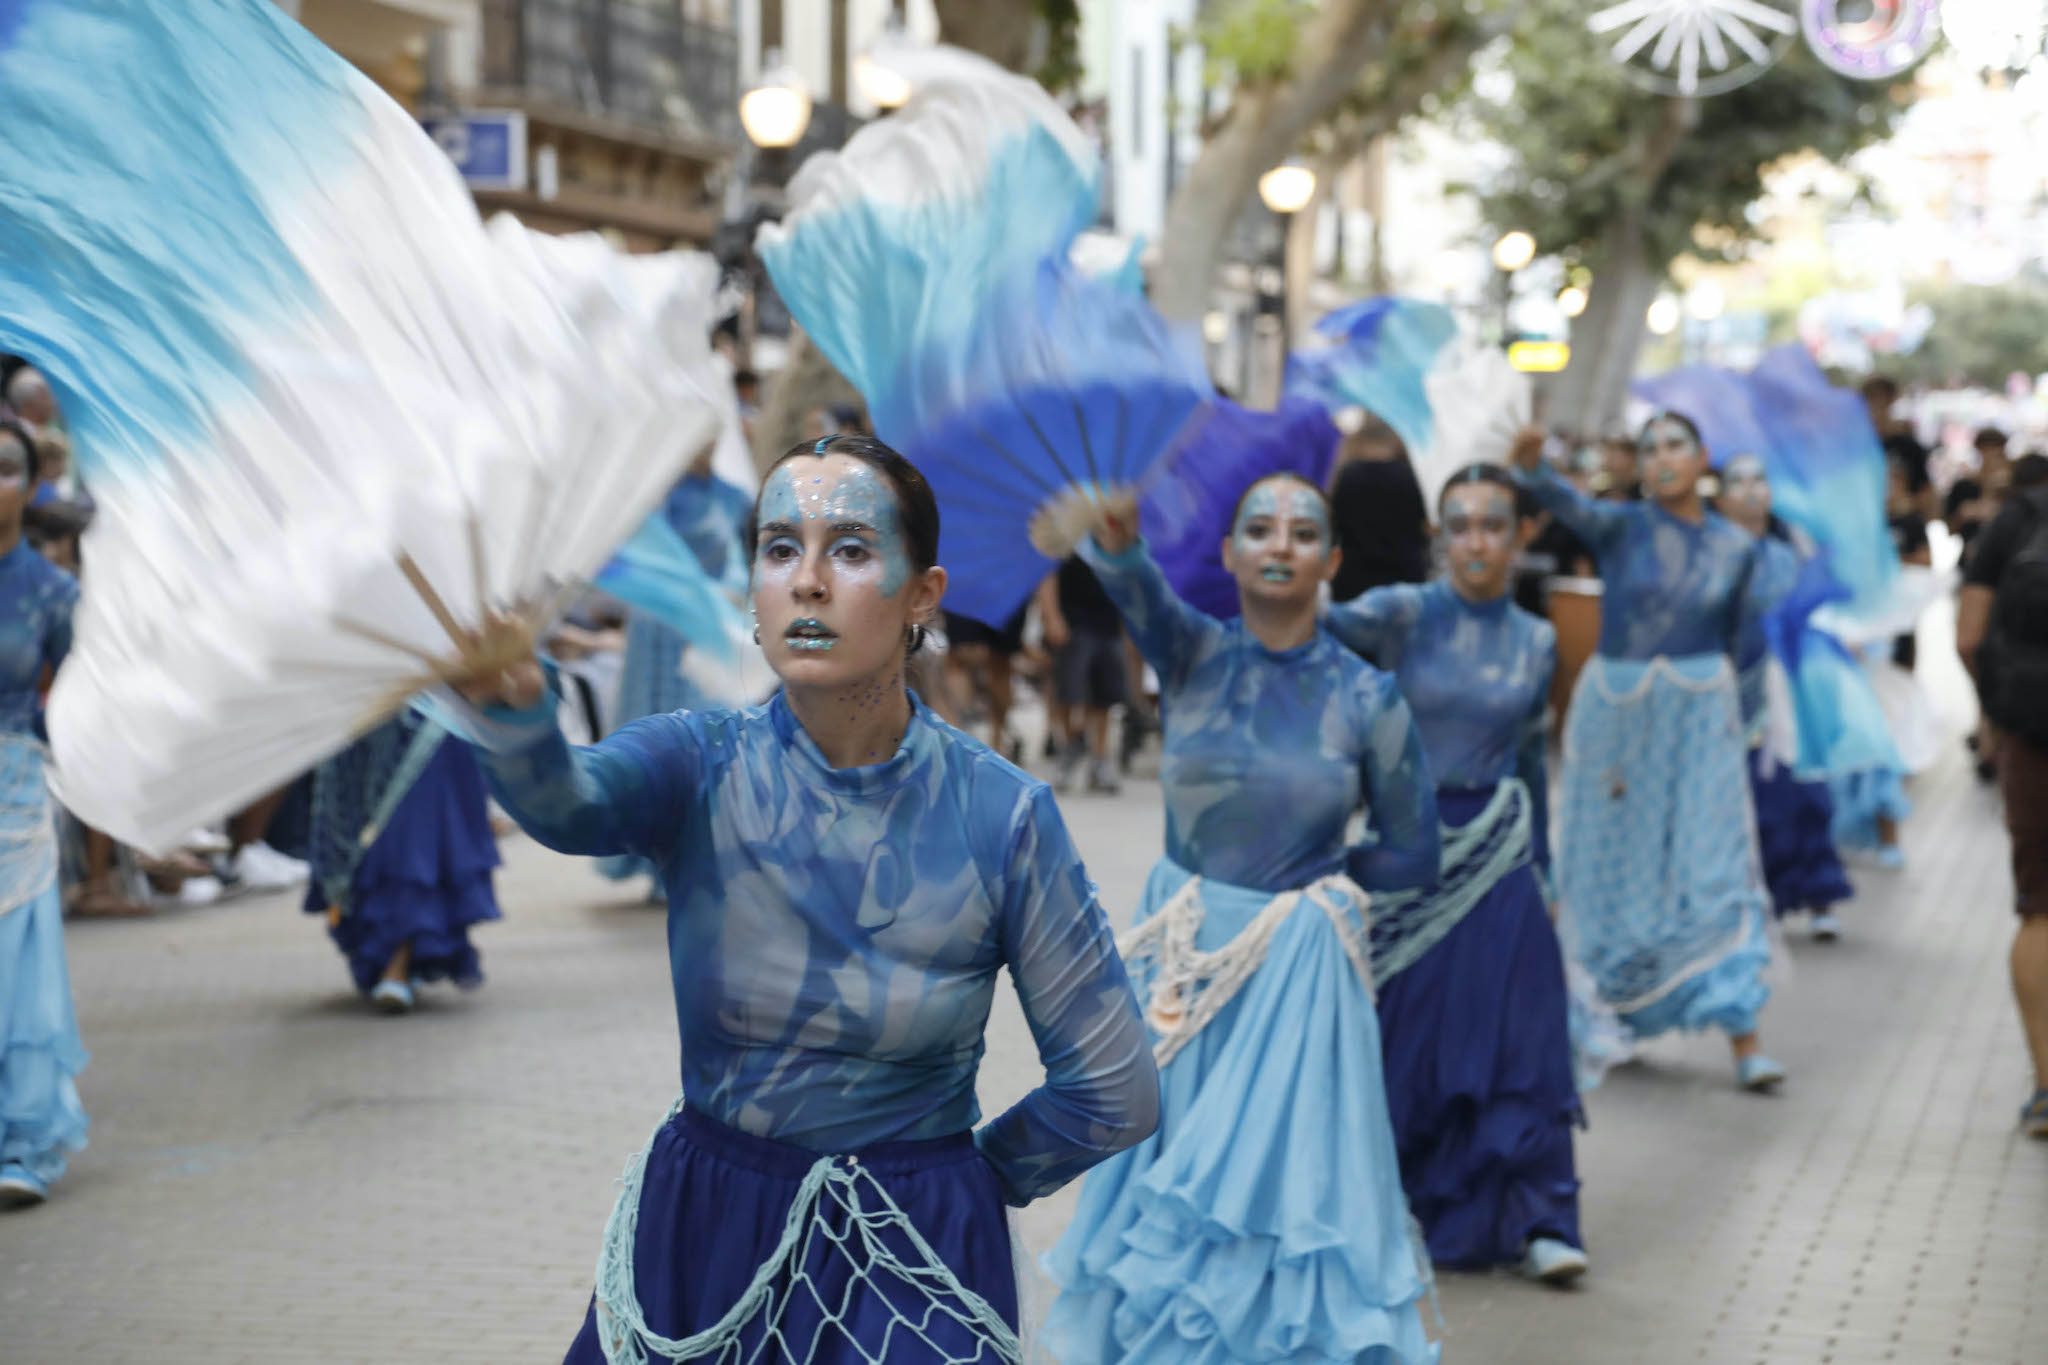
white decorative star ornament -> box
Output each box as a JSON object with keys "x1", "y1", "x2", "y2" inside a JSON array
[{"x1": 1588, "y1": 0, "x2": 1801, "y2": 97}]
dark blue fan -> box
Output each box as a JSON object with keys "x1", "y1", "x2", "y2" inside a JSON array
[
  {"x1": 757, "y1": 48, "x2": 1212, "y2": 627},
  {"x1": 1141, "y1": 396, "x2": 1343, "y2": 620}
]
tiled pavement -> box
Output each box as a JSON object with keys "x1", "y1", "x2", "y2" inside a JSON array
[{"x1": 3, "y1": 616, "x2": 2042, "y2": 1363}]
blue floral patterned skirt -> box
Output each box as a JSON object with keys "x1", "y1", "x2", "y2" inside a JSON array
[{"x1": 1558, "y1": 655, "x2": 1772, "y2": 1041}]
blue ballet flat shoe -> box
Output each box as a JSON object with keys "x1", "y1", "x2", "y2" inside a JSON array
[
  {"x1": 1810, "y1": 911, "x2": 1842, "y2": 941},
  {"x1": 2023, "y1": 1088, "x2": 2048, "y2": 1140},
  {"x1": 0, "y1": 1161, "x2": 49, "y2": 1210},
  {"x1": 370, "y1": 979, "x2": 415, "y2": 1015},
  {"x1": 1873, "y1": 844, "x2": 1905, "y2": 870},
  {"x1": 1737, "y1": 1054, "x2": 1787, "y2": 1092},
  {"x1": 1522, "y1": 1237, "x2": 1589, "y2": 1286}
]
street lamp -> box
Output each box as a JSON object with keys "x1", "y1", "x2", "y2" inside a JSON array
[
  {"x1": 1491, "y1": 230, "x2": 1536, "y2": 345},
  {"x1": 1491, "y1": 230, "x2": 1536, "y2": 273},
  {"x1": 1257, "y1": 162, "x2": 1317, "y2": 216},
  {"x1": 1557, "y1": 286, "x2": 1589, "y2": 318},
  {"x1": 1256, "y1": 162, "x2": 1316, "y2": 390},
  {"x1": 739, "y1": 49, "x2": 813, "y2": 150},
  {"x1": 856, "y1": 14, "x2": 914, "y2": 111},
  {"x1": 1646, "y1": 294, "x2": 1682, "y2": 336}
]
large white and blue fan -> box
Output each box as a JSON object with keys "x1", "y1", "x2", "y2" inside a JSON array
[
  {"x1": 0, "y1": 0, "x2": 726, "y2": 850},
  {"x1": 756, "y1": 44, "x2": 1213, "y2": 628},
  {"x1": 1286, "y1": 297, "x2": 1531, "y2": 508}
]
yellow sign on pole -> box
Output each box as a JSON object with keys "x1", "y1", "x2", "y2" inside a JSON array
[{"x1": 1508, "y1": 340, "x2": 1571, "y2": 373}]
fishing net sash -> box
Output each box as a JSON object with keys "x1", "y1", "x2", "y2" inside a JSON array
[
  {"x1": 1366, "y1": 778, "x2": 1533, "y2": 989},
  {"x1": 308, "y1": 707, "x2": 446, "y2": 915},
  {"x1": 1116, "y1": 871, "x2": 1373, "y2": 1069},
  {"x1": 593, "y1": 1101, "x2": 1024, "y2": 1365}
]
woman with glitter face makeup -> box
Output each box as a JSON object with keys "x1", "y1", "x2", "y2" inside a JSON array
[
  {"x1": 1325, "y1": 464, "x2": 1586, "y2": 1286},
  {"x1": 0, "y1": 418, "x2": 91, "y2": 1210},
  {"x1": 1044, "y1": 474, "x2": 1442, "y2": 1365},
  {"x1": 1713, "y1": 454, "x2": 1858, "y2": 940},
  {"x1": 446, "y1": 435, "x2": 1158, "y2": 1364},
  {"x1": 1510, "y1": 415, "x2": 1788, "y2": 1092}
]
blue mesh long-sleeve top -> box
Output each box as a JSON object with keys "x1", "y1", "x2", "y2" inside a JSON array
[
  {"x1": 1517, "y1": 463, "x2": 1768, "y2": 663},
  {"x1": 1326, "y1": 579, "x2": 1555, "y2": 871},
  {"x1": 0, "y1": 542, "x2": 75, "y2": 737},
  {"x1": 465, "y1": 689, "x2": 1158, "y2": 1207},
  {"x1": 1074, "y1": 537, "x2": 1440, "y2": 894}
]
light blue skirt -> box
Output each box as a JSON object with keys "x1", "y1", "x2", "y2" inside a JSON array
[
  {"x1": 1558, "y1": 654, "x2": 1772, "y2": 1041},
  {"x1": 0, "y1": 738, "x2": 88, "y2": 1185},
  {"x1": 1042, "y1": 858, "x2": 1437, "y2": 1365}
]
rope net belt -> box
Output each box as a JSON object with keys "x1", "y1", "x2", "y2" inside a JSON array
[{"x1": 594, "y1": 1102, "x2": 1023, "y2": 1365}]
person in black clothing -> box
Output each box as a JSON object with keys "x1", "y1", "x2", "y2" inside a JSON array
[
  {"x1": 1945, "y1": 427, "x2": 2012, "y2": 566},
  {"x1": 1037, "y1": 556, "x2": 1129, "y2": 795},
  {"x1": 1326, "y1": 414, "x2": 1429, "y2": 605},
  {"x1": 1887, "y1": 455, "x2": 1932, "y2": 671},
  {"x1": 1955, "y1": 476, "x2": 2048, "y2": 1138},
  {"x1": 1862, "y1": 377, "x2": 1937, "y2": 522}
]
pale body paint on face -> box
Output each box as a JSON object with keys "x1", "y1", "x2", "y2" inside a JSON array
[
  {"x1": 1638, "y1": 416, "x2": 1705, "y2": 500},
  {"x1": 1718, "y1": 454, "x2": 1771, "y2": 533},
  {"x1": 756, "y1": 459, "x2": 910, "y2": 599},
  {"x1": 1441, "y1": 481, "x2": 1518, "y2": 596},
  {"x1": 1232, "y1": 479, "x2": 1331, "y2": 584}
]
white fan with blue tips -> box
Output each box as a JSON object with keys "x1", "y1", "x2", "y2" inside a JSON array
[{"x1": 0, "y1": 0, "x2": 728, "y2": 851}]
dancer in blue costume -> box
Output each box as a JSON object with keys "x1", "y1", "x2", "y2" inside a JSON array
[
  {"x1": 598, "y1": 447, "x2": 755, "y2": 890},
  {"x1": 1715, "y1": 455, "x2": 1856, "y2": 939},
  {"x1": 303, "y1": 707, "x2": 502, "y2": 1014},
  {"x1": 1325, "y1": 464, "x2": 1586, "y2": 1286},
  {"x1": 0, "y1": 418, "x2": 88, "y2": 1209},
  {"x1": 446, "y1": 436, "x2": 1158, "y2": 1365},
  {"x1": 1510, "y1": 417, "x2": 1786, "y2": 1090},
  {"x1": 1044, "y1": 475, "x2": 1442, "y2": 1365}
]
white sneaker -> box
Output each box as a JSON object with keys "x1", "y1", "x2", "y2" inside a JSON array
[
  {"x1": 1522, "y1": 1237, "x2": 1589, "y2": 1286},
  {"x1": 230, "y1": 841, "x2": 308, "y2": 891},
  {"x1": 178, "y1": 875, "x2": 225, "y2": 906},
  {"x1": 1810, "y1": 911, "x2": 1842, "y2": 941}
]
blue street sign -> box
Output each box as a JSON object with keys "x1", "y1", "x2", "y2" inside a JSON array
[{"x1": 421, "y1": 111, "x2": 527, "y2": 192}]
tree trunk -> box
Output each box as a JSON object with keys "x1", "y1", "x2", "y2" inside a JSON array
[
  {"x1": 1550, "y1": 218, "x2": 1660, "y2": 435},
  {"x1": 749, "y1": 329, "x2": 863, "y2": 476},
  {"x1": 932, "y1": 0, "x2": 1039, "y2": 73},
  {"x1": 1549, "y1": 96, "x2": 1700, "y2": 434},
  {"x1": 1153, "y1": 2, "x2": 1498, "y2": 324}
]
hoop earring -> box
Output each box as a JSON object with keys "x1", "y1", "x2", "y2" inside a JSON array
[
  {"x1": 905, "y1": 623, "x2": 926, "y2": 651},
  {"x1": 752, "y1": 625, "x2": 761, "y2": 645}
]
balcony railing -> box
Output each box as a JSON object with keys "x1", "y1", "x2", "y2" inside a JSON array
[{"x1": 481, "y1": 0, "x2": 739, "y2": 148}]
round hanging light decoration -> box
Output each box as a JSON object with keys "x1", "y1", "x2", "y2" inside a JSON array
[
  {"x1": 1801, "y1": 0, "x2": 1941, "y2": 79},
  {"x1": 1587, "y1": 0, "x2": 1801, "y2": 97}
]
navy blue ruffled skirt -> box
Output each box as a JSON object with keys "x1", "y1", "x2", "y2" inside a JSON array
[
  {"x1": 564, "y1": 1106, "x2": 1017, "y2": 1364},
  {"x1": 1376, "y1": 787, "x2": 1583, "y2": 1268},
  {"x1": 1746, "y1": 748, "x2": 1853, "y2": 916},
  {"x1": 304, "y1": 739, "x2": 501, "y2": 994}
]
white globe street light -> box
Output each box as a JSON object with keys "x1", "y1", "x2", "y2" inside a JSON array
[
  {"x1": 1492, "y1": 230, "x2": 1537, "y2": 273},
  {"x1": 1257, "y1": 162, "x2": 1317, "y2": 215},
  {"x1": 739, "y1": 49, "x2": 813, "y2": 150},
  {"x1": 855, "y1": 54, "x2": 912, "y2": 110},
  {"x1": 1646, "y1": 293, "x2": 1682, "y2": 336},
  {"x1": 1557, "y1": 286, "x2": 1589, "y2": 318}
]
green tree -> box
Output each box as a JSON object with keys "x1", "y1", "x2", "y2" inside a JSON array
[
  {"x1": 1150, "y1": 1, "x2": 1511, "y2": 326},
  {"x1": 1461, "y1": 0, "x2": 1916, "y2": 430},
  {"x1": 932, "y1": 0, "x2": 1083, "y2": 93},
  {"x1": 1894, "y1": 280, "x2": 2048, "y2": 389}
]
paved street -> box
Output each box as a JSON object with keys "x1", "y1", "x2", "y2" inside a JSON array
[{"x1": 4, "y1": 613, "x2": 2044, "y2": 1364}]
